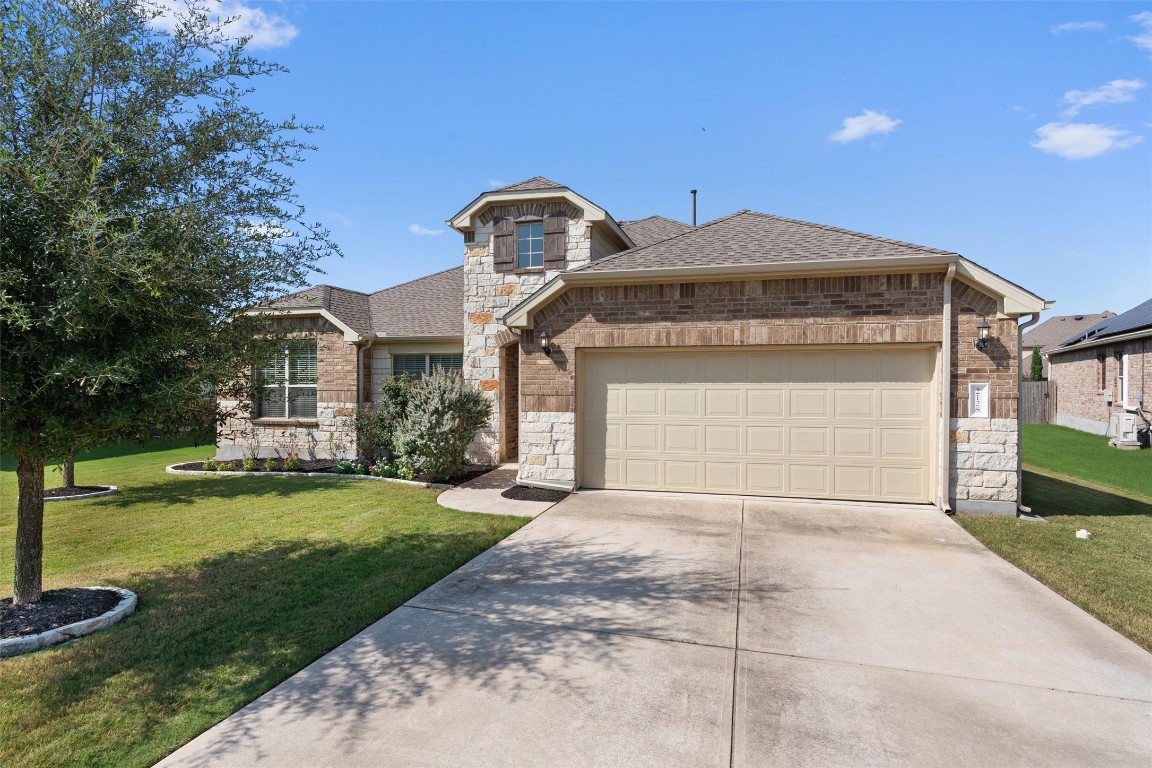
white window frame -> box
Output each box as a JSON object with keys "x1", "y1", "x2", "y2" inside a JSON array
[
  {"x1": 256, "y1": 341, "x2": 317, "y2": 419},
  {"x1": 516, "y1": 220, "x2": 544, "y2": 269},
  {"x1": 1119, "y1": 352, "x2": 1130, "y2": 409},
  {"x1": 392, "y1": 353, "x2": 464, "y2": 380}
]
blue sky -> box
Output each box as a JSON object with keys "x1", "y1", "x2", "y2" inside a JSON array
[{"x1": 194, "y1": 1, "x2": 1150, "y2": 316}]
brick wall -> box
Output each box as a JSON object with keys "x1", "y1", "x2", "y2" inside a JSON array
[
  {"x1": 516, "y1": 272, "x2": 1019, "y2": 509},
  {"x1": 1050, "y1": 338, "x2": 1151, "y2": 434},
  {"x1": 217, "y1": 316, "x2": 359, "y2": 460}
]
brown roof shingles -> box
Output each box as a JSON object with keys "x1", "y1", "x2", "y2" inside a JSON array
[
  {"x1": 496, "y1": 177, "x2": 566, "y2": 192},
  {"x1": 575, "y1": 210, "x2": 957, "y2": 273},
  {"x1": 619, "y1": 216, "x2": 695, "y2": 248},
  {"x1": 1022, "y1": 312, "x2": 1116, "y2": 352}
]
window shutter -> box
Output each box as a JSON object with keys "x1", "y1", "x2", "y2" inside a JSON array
[
  {"x1": 492, "y1": 217, "x2": 515, "y2": 272},
  {"x1": 543, "y1": 214, "x2": 566, "y2": 269}
]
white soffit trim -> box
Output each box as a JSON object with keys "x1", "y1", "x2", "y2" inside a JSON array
[
  {"x1": 246, "y1": 307, "x2": 364, "y2": 342},
  {"x1": 447, "y1": 188, "x2": 636, "y2": 249},
  {"x1": 955, "y1": 258, "x2": 1050, "y2": 317}
]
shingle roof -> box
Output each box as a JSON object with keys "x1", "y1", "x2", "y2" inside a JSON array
[
  {"x1": 619, "y1": 216, "x2": 695, "y2": 248},
  {"x1": 1022, "y1": 312, "x2": 1116, "y2": 352},
  {"x1": 268, "y1": 285, "x2": 373, "y2": 335},
  {"x1": 367, "y1": 266, "x2": 463, "y2": 337},
  {"x1": 1056, "y1": 297, "x2": 1152, "y2": 349},
  {"x1": 265, "y1": 267, "x2": 464, "y2": 338},
  {"x1": 574, "y1": 210, "x2": 957, "y2": 274},
  {"x1": 496, "y1": 177, "x2": 566, "y2": 192}
]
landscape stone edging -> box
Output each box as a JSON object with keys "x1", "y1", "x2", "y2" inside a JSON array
[
  {"x1": 164, "y1": 465, "x2": 452, "y2": 490},
  {"x1": 1, "y1": 587, "x2": 137, "y2": 659},
  {"x1": 44, "y1": 486, "x2": 119, "y2": 502}
]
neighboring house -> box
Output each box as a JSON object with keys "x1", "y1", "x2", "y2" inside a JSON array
[
  {"x1": 1021, "y1": 311, "x2": 1114, "y2": 380},
  {"x1": 1045, "y1": 298, "x2": 1152, "y2": 438},
  {"x1": 219, "y1": 176, "x2": 1051, "y2": 515}
]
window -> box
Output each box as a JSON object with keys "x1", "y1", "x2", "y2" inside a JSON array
[
  {"x1": 1118, "y1": 352, "x2": 1130, "y2": 408},
  {"x1": 516, "y1": 221, "x2": 544, "y2": 269},
  {"x1": 393, "y1": 353, "x2": 464, "y2": 380},
  {"x1": 256, "y1": 341, "x2": 317, "y2": 419}
]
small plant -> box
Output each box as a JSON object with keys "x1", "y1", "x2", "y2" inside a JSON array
[
  {"x1": 396, "y1": 459, "x2": 417, "y2": 481},
  {"x1": 217, "y1": 460, "x2": 235, "y2": 471},
  {"x1": 202, "y1": 457, "x2": 219, "y2": 471},
  {"x1": 263, "y1": 457, "x2": 278, "y2": 472},
  {"x1": 368, "y1": 461, "x2": 397, "y2": 478},
  {"x1": 282, "y1": 452, "x2": 302, "y2": 471},
  {"x1": 333, "y1": 459, "x2": 368, "y2": 475},
  {"x1": 242, "y1": 457, "x2": 258, "y2": 472}
]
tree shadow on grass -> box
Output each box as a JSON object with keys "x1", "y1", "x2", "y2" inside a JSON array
[
  {"x1": 0, "y1": 436, "x2": 212, "y2": 472},
  {"x1": 1023, "y1": 470, "x2": 1152, "y2": 518},
  {"x1": 3, "y1": 523, "x2": 756, "y2": 767},
  {"x1": 96, "y1": 474, "x2": 385, "y2": 508}
]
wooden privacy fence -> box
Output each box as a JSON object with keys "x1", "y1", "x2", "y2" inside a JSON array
[{"x1": 1020, "y1": 381, "x2": 1056, "y2": 424}]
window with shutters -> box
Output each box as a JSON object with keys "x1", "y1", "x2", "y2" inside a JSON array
[
  {"x1": 517, "y1": 221, "x2": 544, "y2": 269},
  {"x1": 256, "y1": 341, "x2": 317, "y2": 419},
  {"x1": 393, "y1": 353, "x2": 464, "y2": 380}
]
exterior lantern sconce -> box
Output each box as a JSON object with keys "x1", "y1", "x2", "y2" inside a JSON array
[
  {"x1": 974, "y1": 318, "x2": 992, "y2": 351},
  {"x1": 539, "y1": 330, "x2": 553, "y2": 357}
]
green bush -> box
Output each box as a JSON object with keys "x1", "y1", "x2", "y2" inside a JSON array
[
  {"x1": 355, "y1": 374, "x2": 413, "y2": 459},
  {"x1": 392, "y1": 368, "x2": 492, "y2": 482}
]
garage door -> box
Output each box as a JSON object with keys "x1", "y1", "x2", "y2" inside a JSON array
[{"x1": 581, "y1": 348, "x2": 936, "y2": 502}]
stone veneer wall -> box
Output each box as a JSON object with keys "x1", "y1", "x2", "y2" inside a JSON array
[
  {"x1": 516, "y1": 272, "x2": 1021, "y2": 510},
  {"x1": 1050, "y1": 339, "x2": 1151, "y2": 435},
  {"x1": 217, "y1": 317, "x2": 360, "y2": 460},
  {"x1": 463, "y1": 208, "x2": 593, "y2": 464}
]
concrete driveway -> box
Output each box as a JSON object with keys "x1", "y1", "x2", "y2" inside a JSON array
[{"x1": 158, "y1": 494, "x2": 1152, "y2": 767}]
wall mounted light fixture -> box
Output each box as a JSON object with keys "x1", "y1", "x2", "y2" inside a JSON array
[
  {"x1": 974, "y1": 318, "x2": 992, "y2": 351},
  {"x1": 539, "y1": 330, "x2": 553, "y2": 357}
]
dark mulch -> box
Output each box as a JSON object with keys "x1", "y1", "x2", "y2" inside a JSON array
[
  {"x1": 501, "y1": 485, "x2": 571, "y2": 503},
  {"x1": 1, "y1": 588, "x2": 122, "y2": 639},
  {"x1": 173, "y1": 460, "x2": 497, "y2": 487},
  {"x1": 44, "y1": 485, "x2": 113, "y2": 499}
]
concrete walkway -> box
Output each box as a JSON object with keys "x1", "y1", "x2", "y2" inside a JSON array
[
  {"x1": 157, "y1": 494, "x2": 1152, "y2": 767},
  {"x1": 436, "y1": 463, "x2": 559, "y2": 518}
]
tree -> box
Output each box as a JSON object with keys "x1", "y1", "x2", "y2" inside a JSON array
[
  {"x1": 1029, "y1": 346, "x2": 1044, "y2": 382},
  {"x1": 0, "y1": 0, "x2": 336, "y2": 603}
]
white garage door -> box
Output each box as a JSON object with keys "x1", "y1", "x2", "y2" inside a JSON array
[{"x1": 581, "y1": 348, "x2": 936, "y2": 502}]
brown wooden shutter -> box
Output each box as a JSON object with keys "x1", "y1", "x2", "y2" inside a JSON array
[
  {"x1": 492, "y1": 217, "x2": 515, "y2": 272},
  {"x1": 543, "y1": 214, "x2": 567, "y2": 269}
]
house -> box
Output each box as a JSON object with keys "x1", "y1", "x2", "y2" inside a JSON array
[
  {"x1": 1020, "y1": 311, "x2": 1114, "y2": 380},
  {"x1": 217, "y1": 177, "x2": 1051, "y2": 515},
  {"x1": 1045, "y1": 298, "x2": 1152, "y2": 439}
]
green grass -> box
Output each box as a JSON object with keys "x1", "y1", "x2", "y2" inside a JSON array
[
  {"x1": 957, "y1": 424, "x2": 1152, "y2": 652},
  {"x1": 0, "y1": 439, "x2": 529, "y2": 768}
]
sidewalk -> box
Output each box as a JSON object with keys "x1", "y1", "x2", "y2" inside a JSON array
[{"x1": 437, "y1": 464, "x2": 560, "y2": 518}]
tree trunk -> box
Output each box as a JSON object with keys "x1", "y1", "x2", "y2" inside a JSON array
[
  {"x1": 62, "y1": 454, "x2": 75, "y2": 489},
  {"x1": 14, "y1": 454, "x2": 46, "y2": 604}
]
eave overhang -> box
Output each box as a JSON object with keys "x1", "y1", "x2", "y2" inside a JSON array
[
  {"x1": 1043, "y1": 327, "x2": 1152, "y2": 356},
  {"x1": 447, "y1": 187, "x2": 636, "y2": 250},
  {"x1": 245, "y1": 307, "x2": 366, "y2": 343},
  {"x1": 503, "y1": 255, "x2": 1050, "y2": 330}
]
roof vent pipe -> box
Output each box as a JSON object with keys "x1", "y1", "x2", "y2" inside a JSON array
[{"x1": 690, "y1": 189, "x2": 697, "y2": 226}]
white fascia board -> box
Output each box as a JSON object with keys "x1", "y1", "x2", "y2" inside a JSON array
[
  {"x1": 447, "y1": 188, "x2": 636, "y2": 249},
  {"x1": 245, "y1": 307, "x2": 365, "y2": 342},
  {"x1": 1044, "y1": 327, "x2": 1152, "y2": 356},
  {"x1": 372, "y1": 334, "x2": 464, "y2": 344},
  {"x1": 955, "y1": 258, "x2": 1050, "y2": 317},
  {"x1": 504, "y1": 277, "x2": 566, "y2": 329}
]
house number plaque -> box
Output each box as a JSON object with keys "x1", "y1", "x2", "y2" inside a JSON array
[{"x1": 969, "y1": 382, "x2": 990, "y2": 418}]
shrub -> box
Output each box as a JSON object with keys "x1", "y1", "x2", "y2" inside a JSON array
[
  {"x1": 333, "y1": 459, "x2": 367, "y2": 475},
  {"x1": 1029, "y1": 345, "x2": 1044, "y2": 382},
  {"x1": 242, "y1": 457, "x2": 258, "y2": 472},
  {"x1": 282, "y1": 452, "x2": 301, "y2": 471},
  {"x1": 392, "y1": 368, "x2": 492, "y2": 482},
  {"x1": 202, "y1": 457, "x2": 219, "y2": 471},
  {"x1": 355, "y1": 374, "x2": 413, "y2": 459},
  {"x1": 368, "y1": 460, "x2": 397, "y2": 478},
  {"x1": 263, "y1": 457, "x2": 277, "y2": 472}
]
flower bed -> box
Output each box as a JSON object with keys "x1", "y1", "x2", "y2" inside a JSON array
[{"x1": 169, "y1": 459, "x2": 496, "y2": 488}]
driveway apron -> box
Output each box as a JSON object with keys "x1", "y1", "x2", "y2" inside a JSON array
[{"x1": 157, "y1": 494, "x2": 1152, "y2": 767}]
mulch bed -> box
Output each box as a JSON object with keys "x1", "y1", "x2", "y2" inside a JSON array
[
  {"x1": 44, "y1": 485, "x2": 113, "y2": 499},
  {"x1": 172, "y1": 460, "x2": 497, "y2": 487},
  {"x1": 1, "y1": 588, "x2": 121, "y2": 640},
  {"x1": 501, "y1": 485, "x2": 571, "y2": 503}
]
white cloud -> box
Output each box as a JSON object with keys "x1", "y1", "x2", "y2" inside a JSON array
[
  {"x1": 1131, "y1": 11, "x2": 1152, "y2": 52},
  {"x1": 408, "y1": 224, "x2": 444, "y2": 236},
  {"x1": 487, "y1": 179, "x2": 507, "y2": 189},
  {"x1": 1062, "y1": 79, "x2": 1145, "y2": 116},
  {"x1": 145, "y1": 0, "x2": 298, "y2": 49},
  {"x1": 327, "y1": 212, "x2": 352, "y2": 227},
  {"x1": 830, "y1": 110, "x2": 902, "y2": 143},
  {"x1": 1050, "y1": 21, "x2": 1107, "y2": 34},
  {"x1": 1031, "y1": 122, "x2": 1144, "y2": 159}
]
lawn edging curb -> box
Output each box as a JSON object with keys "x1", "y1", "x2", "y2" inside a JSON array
[
  {"x1": 44, "y1": 486, "x2": 119, "y2": 502},
  {"x1": 164, "y1": 465, "x2": 452, "y2": 490},
  {"x1": 1, "y1": 587, "x2": 137, "y2": 659}
]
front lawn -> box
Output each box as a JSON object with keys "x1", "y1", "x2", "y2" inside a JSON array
[
  {"x1": 0, "y1": 440, "x2": 529, "y2": 768},
  {"x1": 957, "y1": 424, "x2": 1152, "y2": 652}
]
